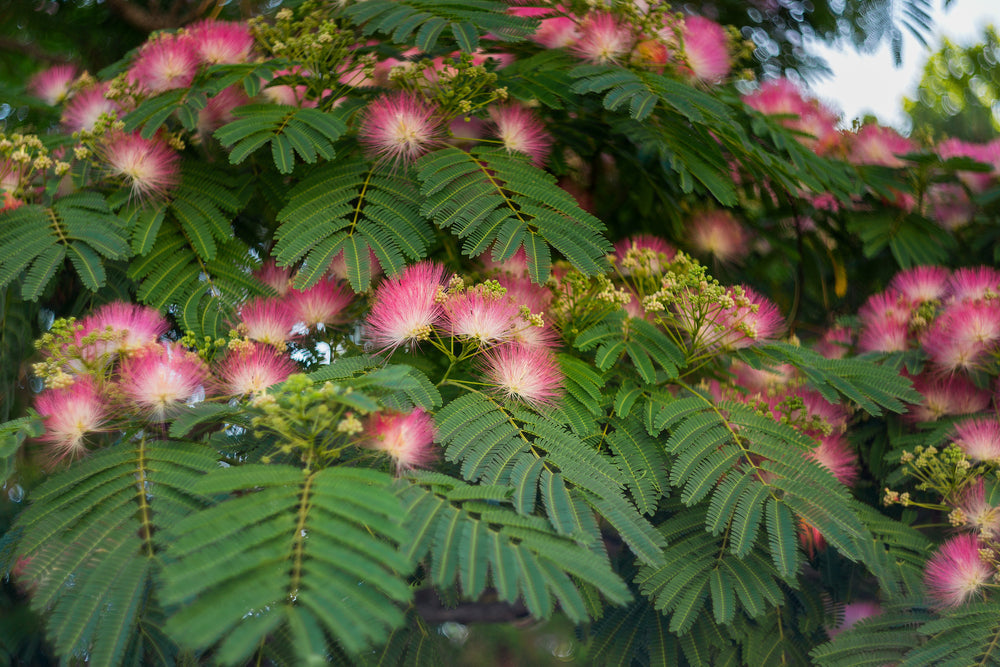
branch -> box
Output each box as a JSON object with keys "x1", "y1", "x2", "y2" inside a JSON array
[
  {"x1": 0, "y1": 37, "x2": 73, "y2": 65},
  {"x1": 105, "y1": 0, "x2": 188, "y2": 31}
]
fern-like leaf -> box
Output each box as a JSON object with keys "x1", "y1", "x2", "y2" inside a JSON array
[{"x1": 214, "y1": 104, "x2": 345, "y2": 174}]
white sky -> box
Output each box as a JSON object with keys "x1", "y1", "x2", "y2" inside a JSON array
[{"x1": 806, "y1": 0, "x2": 1000, "y2": 132}]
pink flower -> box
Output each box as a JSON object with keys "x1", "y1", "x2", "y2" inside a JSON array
[
  {"x1": 924, "y1": 533, "x2": 992, "y2": 608},
  {"x1": 238, "y1": 297, "x2": 299, "y2": 348},
  {"x1": 742, "y1": 79, "x2": 840, "y2": 154},
  {"x1": 481, "y1": 343, "x2": 562, "y2": 407},
  {"x1": 496, "y1": 274, "x2": 553, "y2": 313},
  {"x1": 100, "y1": 131, "x2": 180, "y2": 200},
  {"x1": 908, "y1": 374, "x2": 991, "y2": 423},
  {"x1": 487, "y1": 104, "x2": 552, "y2": 167},
  {"x1": 716, "y1": 286, "x2": 784, "y2": 349},
  {"x1": 119, "y1": 343, "x2": 208, "y2": 417},
  {"x1": 848, "y1": 125, "x2": 914, "y2": 168},
  {"x1": 77, "y1": 301, "x2": 170, "y2": 359},
  {"x1": 681, "y1": 16, "x2": 730, "y2": 83},
  {"x1": 923, "y1": 301, "x2": 1000, "y2": 373},
  {"x1": 358, "y1": 92, "x2": 444, "y2": 166},
  {"x1": 61, "y1": 83, "x2": 118, "y2": 133},
  {"x1": 827, "y1": 601, "x2": 882, "y2": 638},
  {"x1": 328, "y1": 246, "x2": 381, "y2": 283},
  {"x1": 129, "y1": 32, "x2": 200, "y2": 93},
  {"x1": 808, "y1": 433, "x2": 858, "y2": 486},
  {"x1": 926, "y1": 183, "x2": 974, "y2": 231},
  {"x1": 482, "y1": 245, "x2": 530, "y2": 277},
  {"x1": 365, "y1": 261, "x2": 448, "y2": 351},
  {"x1": 858, "y1": 319, "x2": 909, "y2": 354},
  {"x1": 952, "y1": 418, "x2": 1000, "y2": 463},
  {"x1": 533, "y1": 16, "x2": 581, "y2": 49},
  {"x1": 613, "y1": 235, "x2": 676, "y2": 276},
  {"x1": 956, "y1": 479, "x2": 1000, "y2": 538},
  {"x1": 813, "y1": 326, "x2": 853, "y2": 359},
  {"x1": 289, "y1": 280, "x2": 352, "y2": 329},
  {"x1": 443, "y1": 289, "x2": 520, "y2": 345},
  {"x1": 572, "y1": 13, "x2": 633, "y2": 64},
  {"x1": 937, "y1": 138, "x2": 1000, "y2": 193},
  {"x1": 217, "y1": 343, "x2": 297, "y2": 396},
  {"x1": 34, "y1": 378, "x2": 107, "y2": 464},
  {"x1": 28, "y1": 65, "x2": 77, "y2": 105},
  {"x1": 889, "y1": 265, "x2": 951, "y2": 304},
  {"x1": 365, "y1": 409, "x2": 437, "y2": 471},
  {"x1": 858, "y1": 290, "x2": 912, "y2": 328},
  {"x1": 254, "y1": 260, "x2": 294, "y2": 297},
  {"x1": 187, "y1": 20, "x2": 255, "y2": 65},
  {"x1": 197, "y1": 86, "x2": 250, "y2": 135},
  {"x1": 946, "y1": 266, "x2": 1000, "y2": 303},
  {"x1": 687, "y1": 209, "x2": 749, "y2": 264}
]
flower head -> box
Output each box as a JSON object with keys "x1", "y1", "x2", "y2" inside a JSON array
[
  {"x1": 34, "y1": 378, "x2": 107, "y2": 464},
  {"x1": 365, "y1": 261, "x2": 448, "y2": 351},
  {"x1": 924, "y1": 533, "x2": 992, "y2": 608},
  {"x1": 613, "y1": 235, "x2": 676, "y2": 276},
  {"x1": 716, "y1": 286, "x2": 784, "y2": 349},
  {"x1": 947, "y1": 266, "x2": 1000, "y2": 303},
  {"x1": 129, "y1": 32, "x2": 200, "y2": 93},
  {"x1": 889, "y1": 265, "x2": 951, "y2": 304},
  {"x1": 687, "y1": 210, "x2": 749, "y2": 264},
  {"x1": 187, "y1": 20, "x2": 255, "y2": 65},
  {"x1": 289, "y1": 280, "x2": 352, "y2": 329},
  {"x1": 487, "y1": 104, "x2": 552, "y2": 167},
  {"x1": 956, "y1": 479, "x2": 1000, "y2": 538},
  {"x1": 681, "y1": 16, "x2": 730, "y2": 83},
  {"x1": 77, "y1": 301, "x2": 170, "y2": 360},
  {"x1": 908, "y1": 374, "x2": 991, "y2": 423},
  {"x1": 62, "y1": 83, "x2": 118, "y2": 133},
  {"x1": 444, "y1": 288, "x2": 520, "y2": 346},
  {"x1": 923, "y1": 301, "x2": 1000, "y2": 373},
  {"x1": 365, "y1": 409, "x2": 437, "y2": 471},
  {"x1": 100, "y1": 131, "x2": 180, "y2": 200},
  {"x1": 28, "y1": 65, "x2": 77, "y2": 105},
  {"x1": 572, "y1": 13, "x2": 633, "y2": 64},
  {"x1": 808, "y1": 433, "x2": 858, "y2": 486},
  {"x1": 238, "y1": 297, "x2": 299, "y2": 349},
  {"x1": 358, "y1": 92, "x2": 443, "y2": 166},
  {"x1": 742, "y1": 78, "x2": 840, "y2": 154},
  {"x1": 119, "y1": 343, "x2": 208, "y2": 417},
  {"x1": 848, "y1": 125, "x2": 915, "y2": 168},
  {"x1": 217, "y1": 342, "x2": 297, "y2": 396},
  {"x1": 481, "y1": 343, "x2": 562, "y2": 407},
  {"x1": 858, "y1": 318, "x2": 909, "y2": 354},
  {"x1": 197, "y1": 86, "x2": 250, "y2": 135},
  {"x1": 254, "y1": 260, "x2": 294, "y2": 297},
  {"x1": 953, "y1": 418, "x2": 1000, "y2": 463}
]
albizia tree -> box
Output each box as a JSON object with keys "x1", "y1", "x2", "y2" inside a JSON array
[{"x1": 2, "y1": 1, "x2": 1000, "y2": 665}]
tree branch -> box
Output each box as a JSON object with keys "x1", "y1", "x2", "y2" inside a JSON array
[{"x1": 0, "y1": 37, "x2": 73, "y2": 65}]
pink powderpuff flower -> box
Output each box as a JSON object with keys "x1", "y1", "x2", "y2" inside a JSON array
[
  {"x1": 197, "y1": 86, "x2": 249, "y2": 136},
  {"x1": 742, "y1": 79, "x2": 841, "y2": 154},
  {"x1": 952, "y1": 418, "x2": 1000, "y2": 463},
  {"x1": 731, "y1": 360, "x2": 794, "y2": 393},
  {"x1": 254, "y1": 260, "x2": 294, "y2": 297},
  {"x1": 800, "y1": 390, "x2": 849, "y2": 434},
  {"x1": 937, "y1": 138, "x2": 1000, "y2": 193},
  {"x1": 858, "y1": 290, "x2": 912, "y2": 328},
  {"x1": 366, "y1": 261, "x2": 448, "y2": 351},
  {"x1": 496, "y1": 274, "x2": 552, "y2": 313},
  {"x1": 365, "y1": 409, "x2": 437, "y2": 471},
  {"x1": 328, "y1": 246, "x2": 381, "y2": 284},
  {"x1": 482, "y1": 342, "x2": 562, "y2": 407},
  {"x1": 924, "y1": 533, "x2": 992, "y2": 608},
  {"x1": 946, "y1": 266, "x2": 1000, "y2": 303},
  {"x1": 34, "y1": 378, "x2": 107, "y2": 465},
  {"x1": 808, "y1": 433, "x2": 858, "y2": 486},
  {"x1": 119, "y1": 343, "x2": 209, "y2": 418},
  {"x1": 923, "y1": 301, "x2": 1000, "y2": 373},
  {"x1": 716, "y1": 286, "x2": 784, "y2": 349},
  {"x1": 847, "y1": 125, "x2": 915, "y2": 168},
  {"x1": 534, "y1": 15, "x2": 581, "y2": 49},
  {"x1": 443, "y1": 289, "x2": 521, "y2": 346},
  {"x1": 926, "y1": 183, "x2": 975, "y2": 231},
  {"x1": 572, "y1": 13, "x2": 633, "y2": 64},
  {"x1": 61, "y1": 83, "x2": 119, "y2": 133},
  {"x1": 681, "y1": 16, "x2": 731, "y2": 83},
  {"x1": 613, "y1": 235, "x2": 676, "y2": 276},
  {"x1": 129, "y1": 32, "x2": 200, "y2": 94},
  {"x1": 907, "y1": 374, "x2": 991, "y2": 423},
  {"x1": 100, "y1": 131, "x2": 181, "y2": 200},
  {"x1": 814, "y1": 326, "x2": 853, "y2": 359},
  {"x1": 187, "y1": 20, "x2": 255, "y2": 65},
  {"x1": 217, "y1": 343, "x2": 297, "y2": 396},
  {"x1": 238, "y1": 297, "x2": 299, "y2": 348},
  {"x1": 487, "y1": 104, "x2": 552, "y2": 167},
  {"x1": 482, "y1": 245, "x2": 530, "y2": 277},
  {"x1": 358, "y1": 92, "x2": 444, "y2": 166},
  {"x1": 77, "y1": 301, "x2": 170, "y2": 359},
  {"x1": 28, "y1": 65, "x2": 77, "y2": 105},
  {"x1": 289, "y1": 280, "x2": 352, "y2": 329},
  {"x1": 858, "y1": 319, "x2": 909, "y2": 354},
  {"x1": 956, "y1": 478, "x2": 1000, "y2": 538},
  {"x1": 687, "y1": 209, "x2": 749, "y2": 264},
  {"x1": 889, "y1": 265, "x2": 951, "y2": 304},
  {"x1": 826, "y1": 601, "x2": 882, "y2": 638}
]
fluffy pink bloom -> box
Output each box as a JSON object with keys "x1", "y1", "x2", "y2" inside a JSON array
[
  {"x1": 533, "y1": 15, "x2": 581, "y2": 49},
  {"x1": 924, "y1": 533, "x2": 992, "y2": 608},
  {"x1": 100, "y1": 131, "x2": 180, "y2": 200},
  {"x1": 254, "y1": 260, "x2": 294, "y2": 297},
  {"x1": 923, "y1": 301, "x2": 1000, "y2": 373},
  {"x1": 365, "y1": 409, "x2": 437, "y2": 471},
  {"x1": 716, "y1": 286, "x2": 784, "y2": 349},
  {"x1": 77, "y1": 302, "x2": 170, "y2": 359},
  {"x1": 482, "y1": 343, "x2": 562, "y2": 407},
  {"x1": 813, "y1": 326, "x2": 853, "y2": 359},
  {"x1": 687, "y1": 210, "x2": 749, "y2": 264},
  {"x1": 28, "y1": 65, "x2": 77, "y2": 105},
  {"x1": 848, "y1": 125, "x2": 914, "y2": 168},
  {"x1": 328, "y1": 246, "x2": 381, "y2": 283},
  {"x1": 858, "y1": 290, "x2": 912, "y2": 328},
  {"x1": 496, "y1": 274, "x2": 552, "y2": 313},
  {"x1": 937, "y1": 138, "x2": 1000, "y2": 193},
  {"x1": 613, "y1": 235, "x2": 676, "y2": 276},
  {"x1": 366, "y1": 262, "x2": 448, "y2": 350},
  {"x1": 289, "y1": 280, "x2": 352, "y2": 329},
  {"x1": 119, "y1": 343, "x2": 208, "y2": 417},
  {"x1": 858, "y1": 319, "x2": 909, "y2": 354},
  {"x1": 487, "y1": 104, "x2": 552, "y2": 167},
  {"x1": 444, "y1": 289, "x2": 520, "y2": 345},
  {"x1": 572, "y1": 13, "x2": 633, "y2": 64},
  {"x1": 956, "y1": 479, "x2": 1000, "y2": 538},
  {"x1": 187, "y1": 20, "x2": 255, "y2": 65},
  {"x1": 358, "y1": 92, "x2": 444, "y2": 165},
  {"x1": 946, "y1": 267, "x2": 1000, "y2": 303},
  {"x1": 731, "y1": 360, "x2": 794, "y2": 393},
  {"x1": 808, "y1": 433, "x2": 858, "y2": 486},
  {"x1": 238, "y1": 297, "x2": 299, "y2": 347},
  {"x1": 61, "y1": 83, "x2": 118, "y2": 133},
  {"x1": 952, "y1": 418, "x2": 1000, "y2": 463},
  {"x1": 261, "y1": 68, "x2": 312, "y2": 107},
  {"x1": 482, "y1": 245, "x2": 530, "y2": 277},
  {"x1": 34, "y1": 378, "x2": 107, "y2": 464},
  {"x1": 217, "y1": 343, "x2": 297, "y2": 396},
  {"x1": 129, "y1": 32, "x2": 200, "y2": 93},
  {"x1": 198, "y1": 86, "x2": 249, "y2": 135},
  {"x1": 889, "y1": 265, "x2": 951, "y2": 304},
  {"x1": 908, "y1": 375, "x2": 991, "y2": 422},
  {"x1": 681, "y1": 16, "x2": 730, "y2": 82},
  {"x1": 827, "y1": 601, "x2": 882, "y2": 638},
  {"x1": 926, "y1": 183, "x2": 974, "y2": 231},
  {"x1": 742, "y1": 79, "x2": 840, "y2": 154}
]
